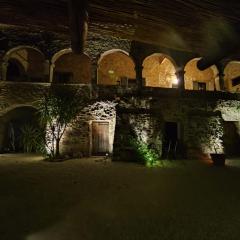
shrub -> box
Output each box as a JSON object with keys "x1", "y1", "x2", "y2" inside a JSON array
[
  {"x1": 20, "y1": 124, "x2": 46, "y2": 154},
  {"x1": 129, "y1": 138, "x2": 161, "y2": 167}
]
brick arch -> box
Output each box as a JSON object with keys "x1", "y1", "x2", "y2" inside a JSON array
[
  {"x1": 184, "y1": 58, "x2": 219, "y2": 91},
  {"x1": 224, "y1": 61, "x2": 240, "y2": 92},
  {"x1": 97, "y1": 49, "x2": 136, "y2": 85},
  {"x1": 50, "y1": 48, "x2": 91, "y2": 84},
  {"x1": 142, "y1": 53, "x2": 178, "y2": 88},
  {"x1": 2, "y1": 46, "x2": 46, "y2": 82}
]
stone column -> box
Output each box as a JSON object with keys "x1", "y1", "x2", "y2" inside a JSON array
[
  {"x1": 1, "y1": 61, "x2": 8, "y2": 81},
  {"x1": 91, "y1": 61, "x2": 98, "y2": 85},
  {"x1": 135, "y1": 62, "x2": 143, "y2": 89},
  {"x1": 175, "y1": 68, "x2": 185, "y2": 91},
  {"x1": 218, "y1": 71, "x2": 225, "y2": 91},
  {"x1": 49, "y1": 63, "x2": 55, "y2": 83}
]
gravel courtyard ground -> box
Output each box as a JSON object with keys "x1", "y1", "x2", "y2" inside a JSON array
[{"x1": 1, "y1": 154, "x2": 240, "y2": 240}]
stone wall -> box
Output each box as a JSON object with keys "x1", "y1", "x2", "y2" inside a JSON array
[{"x1": 61, "y1": 101, "x2": 117, "y2": 156}]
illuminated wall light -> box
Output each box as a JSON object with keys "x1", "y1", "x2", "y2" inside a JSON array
[
  {"x1": 172, "y1": 77, "x2": 179, "y2": 85},
  {"x1": 108, "y1": 70, "x2": 114, "y2": 74}
]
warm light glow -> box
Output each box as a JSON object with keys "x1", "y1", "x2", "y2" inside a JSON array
[
  {"x1": 172, "y1": 77, "x2": 179, "y2": 85},
  {"x1": 108, "y1": 70, "x2": 114, "y2": 74}
]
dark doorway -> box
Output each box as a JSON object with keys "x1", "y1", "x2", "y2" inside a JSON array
[
  {"x1": 162, "y1": 122, "x2": 179, "y2": 159},
  {"x1": 2, "y1": 107, "x2": 38, "y2": 153},
  {"x1": 92, "y1": 122, "x2": 110, "y2": 156},
  {"x1": 223, "y1": 121, "x2": 240, "y2": 157}
]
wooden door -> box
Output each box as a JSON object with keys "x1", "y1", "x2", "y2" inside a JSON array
[{"x1": 92, "y1": 122, "x2": 110, "y2": 155}]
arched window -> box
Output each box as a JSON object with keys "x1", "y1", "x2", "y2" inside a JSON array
[
  {"x1": 142, "y1": 53, "x2": 177, "y2": 88},
  {"x1": 97, "y1": 50, "x2": 136, "y2": 85},
  {"x1": 51, "y1": 49, "x2": 91, "y2": 84},
  {"x1": 224, "y1": 61, "x2": 240, "y2": 92},
  {"x1": 184, "y1": 58, "x2": 219, "y2": 91},
  {"x1": 6, "y1": 59, "x2": 25, "y2": 81},
  {"x1": 3, "y1": 46, "x2": 46, "y2": 82}
]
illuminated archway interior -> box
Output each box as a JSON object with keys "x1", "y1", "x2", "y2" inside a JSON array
[
  {"x1": 224, "y1": 61, "x2": 240, "y2": 92},
  {"x1": 98, "y1": 51, "x2": 136, "y2": 85},
  {"x1": 184, "y1": 58, "x2": 219, "y2": 91},
  {"x1": 142, "y1": 54, "x2": 177, "y2": 88},
  {"x1": 53, "y1": 52, "x2": 91, "y2": 84}
]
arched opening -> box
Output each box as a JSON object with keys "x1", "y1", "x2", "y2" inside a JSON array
[
  {"x1": 4, "y1": 46, "x2": 46, "y2": 82},
  {"x1": 97, "y1": 50, "x2": 136, "y2": 85},
  {"x1": 52, "y1": 49, "x2": 91, "y2": 84},
  {"x1": 224, "y1": 61, "x2": 240, "y2": 92},
  {"x1": 6, "y1": 58, "x2": 26, "y2": 81},
  {"x1": 0, "y1": 106, "x2": 41, "y2": 153},
  {"x1": 142, "y1": 53, "x2": 178, "y2": 88},
  {"x1": 184, "y1": 58, "x2": 219, "y2": 91}
]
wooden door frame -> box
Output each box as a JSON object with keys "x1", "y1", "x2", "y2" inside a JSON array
[{"x1": 89, "y1": 120, "x2": 111, "y2": 156}]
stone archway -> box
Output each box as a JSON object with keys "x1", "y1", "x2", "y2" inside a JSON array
[
  {"x1": 184, "y1": 58, "x2": 219, "y2": 91},
  {"x1": 2, "y1": 46, "x2": 46, "y2": 82},
  {"x1": 97, "y1": 49, "x2": 136, "y2": 85},
  {"x1": 224, "y1": 61, "x2": 240, "y2": 92},
  {"x1": 142, "y1": 53, "x2": 178, "y2": 88},
  {"x1": 0, "y1": 106, "x2": 39, "y2": 153},
  {"x1": 50, "y1": 48, "x2": 91, "y2": 84}
]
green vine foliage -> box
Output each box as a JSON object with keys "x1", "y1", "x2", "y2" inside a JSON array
[{"x1": 129, "y1": 138, "x2": 161, "y2": 168}]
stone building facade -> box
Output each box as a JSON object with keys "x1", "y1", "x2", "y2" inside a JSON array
[{"x1": 1, "y1": 25, "x2": 240, "y2": 159}]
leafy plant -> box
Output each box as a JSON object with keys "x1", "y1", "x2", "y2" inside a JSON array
[
  {"x1": 20, "y1": 124, "x2": 46, "y2": 154},
  {"x1": 37, "y1": 85, "x2": 89, "y2": 159},
  {"x1": 129, "y1": 137, "x2": 161, "y2": 167}
]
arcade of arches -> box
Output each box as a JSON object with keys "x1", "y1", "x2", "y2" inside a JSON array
[{"x1": 1, "y1": 46, "x2": 240, "y2": 92}]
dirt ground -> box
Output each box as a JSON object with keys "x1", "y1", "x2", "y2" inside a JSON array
[{"x1": 1, "y1": 154, "x2": 240, "y2": 240}]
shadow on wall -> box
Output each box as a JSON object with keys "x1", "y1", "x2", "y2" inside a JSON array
[{"x1": 223, "y1": 121, "x2": 240, "y2": 157}]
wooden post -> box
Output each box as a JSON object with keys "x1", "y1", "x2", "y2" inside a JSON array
[{"x1": 68, "y1": 0, "x2": 89, "y2": 54}]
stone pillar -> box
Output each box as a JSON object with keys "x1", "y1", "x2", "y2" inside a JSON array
[
  {"x1": 68, "y1": 0, "x2": 88, "y2": 53},
  {"x1": 49, "y1": 63, "x2": 55, "y2": 83},
  {"x1": 175, "y1": 68, "x2": 185, "y2": 91},
  {"x1": 135, "y1": 61, "x2": 143, "y2": 89},
  {"x1": 91, "y1": 61, "x2": 98, "y2": 85},
  {"x1": 1, "y1": 61, "x2": 8, "y2": 81},
  {"x1": 218, "y1": 71, "x2": 225, "y2": 91}
]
